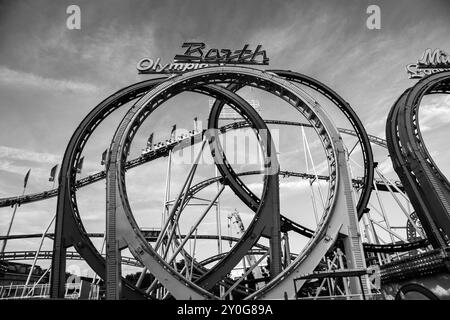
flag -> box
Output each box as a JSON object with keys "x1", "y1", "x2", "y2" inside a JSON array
[
  {"x1": 170, "y1": 124, "x2": 176, "y2": 139},
  {"x1": 147, "y1": 133, "x2": 154, "y2": 149},
  {"x1": 49, "y1": 165, "x2": 58, "y2": 182},
  {"x1": 23, "y1": 169, "x2": 31, "y2": 188},
  {"x1": 77, "y1": 157, "x2": 84, "y2": 174},
  {"x1": 194, "y1": 117, "x2": 198, "y2": 131},
  {"x1": 101, "y1": 150, "x2": 107, "y2": 165}
]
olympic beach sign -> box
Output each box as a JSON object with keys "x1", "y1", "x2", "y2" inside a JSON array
[
  {"x1": 406, "y1": 48, "x2": 450, "y2": 79},
  {"x1": 137, "y1": 42, "x2": 269, "y2": 74}
]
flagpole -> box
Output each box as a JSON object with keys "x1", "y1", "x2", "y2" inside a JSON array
[
  {"x1": 1, "y1": 185, "x2": 27, "y2": 254},
  {"x1": 21, "y1": 213, "x2": 56, "y2": 297}
]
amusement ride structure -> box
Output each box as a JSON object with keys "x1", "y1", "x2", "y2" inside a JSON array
[{"x1": 0, "y1": 64, "x2": 449, "y2": 300}]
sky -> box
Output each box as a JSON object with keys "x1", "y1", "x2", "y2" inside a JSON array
[{"x1": 1, "y1": 0, "x2": 450, "y2": 278}]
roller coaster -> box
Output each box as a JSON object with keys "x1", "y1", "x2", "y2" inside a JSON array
[{"x1": 1, "y1": 66, "x2": 449, "y2": 300}]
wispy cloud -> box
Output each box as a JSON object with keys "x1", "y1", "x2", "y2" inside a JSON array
[
  {"x1": 419, "y1": 96, "x2": 450, "y2": 132},
  {"x1": 0, "y1": 159, "x2": 31, "y2": 176},
  {"x1": 0, "y1": 145, "x2": 61, "y2": 164},
  {"x1": 0, "y1": 66, "x2": 98, "y2": 93},
  {"x1": 0, "y1": 146, "x2": 61, "y2": 186}
]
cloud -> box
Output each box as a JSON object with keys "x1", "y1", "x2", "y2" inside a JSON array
[
  {"x1": 0, "y1": 145, "x2": 61, "y2": 164},
  {"x1": 0, "y1": 146, "x2": 62, "y2": 190},
  {"x1": 0, "y1": 159, "x2": 32, "y2": 176},
  {"x1": 0, "y1": 66, "x2": 98, "y2": 93},
  {"x1": 419, "y1": 96, "x2": 450, "y2": 131}
]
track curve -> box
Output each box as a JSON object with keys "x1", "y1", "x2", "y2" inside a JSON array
[
  {"x1": 106, "y1": 66, "x2": 350, "y2": 300},
  {"x1": 386, "y1": 71, "x2": 450, "y2": 248},
  {"x1": 106, "y1": 76, "x2": 285, "y2": 299},
  {"x1": 3, "y1": 66, "x2": 427, "y2": 300},
  {"x1": 50, "y1": 78, "x2": 168, "y2": 299}
]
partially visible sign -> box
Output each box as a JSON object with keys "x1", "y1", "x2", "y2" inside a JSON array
[
  {"x1": 406, "y1": 48, "x2": 450, "y2": 79},
  {"x1": 138, "y1": 42, "x2": 269, "y2": 74}
]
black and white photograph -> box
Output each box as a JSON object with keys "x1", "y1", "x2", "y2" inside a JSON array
[{"x1": 0, "y1": 0, "x2": 449, "y2": 312}]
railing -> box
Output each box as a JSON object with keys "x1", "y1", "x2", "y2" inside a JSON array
[{"x1": 0, "y1": 282, "x2": 98, "y2": 300}]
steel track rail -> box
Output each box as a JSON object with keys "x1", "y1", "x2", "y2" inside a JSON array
[
  {"x1": 3, "y1": 66, "x2": 428, "y2": 300},
  {"x1": 199, "y1": 70, "x2": 373, "y2": 299},
  {"x1": 181, "y1": 170, "x2": 423, "y2": 253},
  {"x1": 0, "y1": 233, "x2": 274, "y2": 266},
  {"x1": 44, "y1": 78, "x2": 250, "y2": 299},
  {"x1": 106, "y1": 67, "x2": 346, "y2": 300},
  {"x1": 49, "y1": 78, "x2": 168, "y2": 299},
  {"x1": 0, "y1": 74, "x2": 335, "y2": 299},
  {"x1": 0, "y1": 68, "x2": 400, "y2": 300},
  {"x1": 386, "y1": 71, "x2": 450, "y2": 248},
  {"x1": 0, "y1": 250, "x2": 141, "y2": 267},
  {"x1": 0, "y1": 230, "x2": 427, "y2": 256},
  {"x1": 0, "y1": 123, "x2": 388, "y2": 208},
  {"x1": 400, "y1": 72, "x2": 450, "y2": 242},
  {"x1": 268, "y1": 70, "x2": 374, "y2": 220},
  {"x1": 106, "y1": 73, "x2": 288, "y2": 299}
]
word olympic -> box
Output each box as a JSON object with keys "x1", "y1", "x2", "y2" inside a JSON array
[{"x1": 137, "y1": 42, "x2": 269, "y2": 74}]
